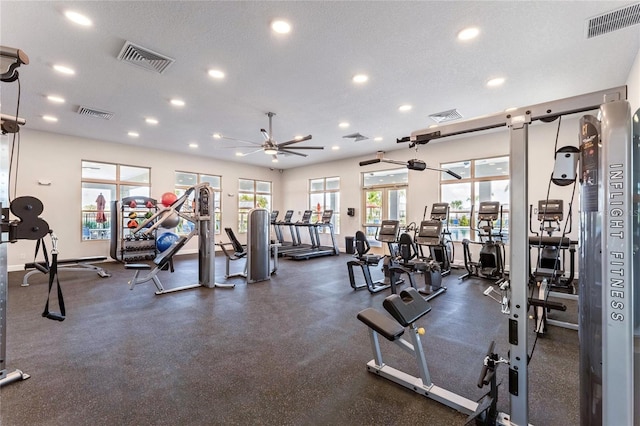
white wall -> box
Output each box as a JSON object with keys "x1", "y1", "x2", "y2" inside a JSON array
[{"x1": 6, "y1": 129, "x2": 281, "y2": 270}]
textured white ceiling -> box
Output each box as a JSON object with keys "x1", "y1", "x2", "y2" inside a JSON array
[{"x1": 1, "y1": 1, "x2": 638, "y2": 168}]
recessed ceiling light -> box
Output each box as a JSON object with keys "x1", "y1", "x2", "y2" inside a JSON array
[
  {"x1": 271, "y1": 20, "x2": 291, "y2": 34},
  {"x1": 505, "y1": 107, "x2": 517, "y2": 112},
  {"x1": 374, "y1": 137, "x2": 382, "y2": 142},
  {"x1": 457, "y1": 27, "x2": 479, "y2": 41},
  {"x1": 170, "y1": 99, "x2": 185, "y2": 107},
  {"x1": 352, "y1": 74, "x2": 369, "y2": 84},
  {"x1": 294, "y1": 135, "x2": 304, "y2": 140},
  {"x1": 42, "y1": 115, "x2": 58, "y2": 122},
  {"x1": 339, "y1": 122, "x2": 350, "y2": 128},
  {"x1": 145, "y1": 118, "x2": 158, "y2": 125},
  {"x1": 486, "y1": 77, "x2": 505, "y2": 87},
  {"x1": 398, "y1": 104, "x2": 412, "y2": 112},
  {"x1": 47, "y1": 95, "x2": 65, "y2": 103},
  {"x1": 208, "y1": 69, "x2": 225, "y2": 79},
  {"x1": 213, "y1": 133, "x2": 222, "y2": 139},
  {"x1": 128, "y1": 131, "x2": 139, "y2": 137},
  {"x1": 428, "y1": 124, "x2": 438, "y2": 129},
  {"x1": 189, "y1": 143, "x2": 198, "y2": 148},
  {"x1": 332, "y1": 146, "x2": 340, "y2": 150},
  {"x1": 64, "y1": 10, "x2": 92, "y2": 26},
  {"x1": 272, "y1": 158, "x2": 279, "y2": 163},
  {"x1": 53, "y1": 64, "x2": 75, "y2": 75},
  {"x1": 235, "y1": 152, "x2": 245, "y2": 157}
]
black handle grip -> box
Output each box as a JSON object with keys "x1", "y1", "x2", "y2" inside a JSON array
[{"x1": 446, "y1": 169, "x2": 462, "y2": 180}]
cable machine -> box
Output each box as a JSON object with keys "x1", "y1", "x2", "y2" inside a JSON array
[{"x1": 404, "y1": 85, "x2": 633, "y2": 425}]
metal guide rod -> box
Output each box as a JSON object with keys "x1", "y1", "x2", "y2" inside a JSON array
[
  {"x1": 408, "y1": 85, "x2": 627, "y2": 426},
  {"x1": 1, "y1": 137, "x2": 9, "y2": 380}
]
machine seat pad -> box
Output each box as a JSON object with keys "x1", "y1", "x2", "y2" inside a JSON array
[
  {"x1": 124, "y1": 263, "x2": 151, "y2": 270},
  {"x1": 528, "y1": 298, "x2": 567, "y2": 311},
  {"x1": 357, "y1": 308, "x2": 405, "y2": 341},
  {"x1": 534, "y1": 267, "x2": 564, "y2": 278},
  {"x1": 528, "y1": 236, "x2": 573, "y2": 248},
  {"x1": 383, "y1": 288, "x2": 432, "y2": 326}
]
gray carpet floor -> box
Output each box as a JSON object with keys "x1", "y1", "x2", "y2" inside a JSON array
[{"x1": 1, "y1": 253, "x2": 578, "y2": 425}]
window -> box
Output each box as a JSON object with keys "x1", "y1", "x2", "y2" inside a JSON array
[
  {"x1": 238, "y1": 179, "x2": 271, "y2": 233},
  {"x1": 309, "y1": 177, "x2": 340, "y2": 233},
  {"x1": 361, "y1": 168, "x2": 408, "y2": 240},
  {"x1": 81, "y1": 161, "x2": 150, "y2": 241},
  {"x1": 174, "y1": 171, "x2": 222, "y2": 235},
  {"x1": 440, "y1": 156, "x2": 509, "y2": 241}
]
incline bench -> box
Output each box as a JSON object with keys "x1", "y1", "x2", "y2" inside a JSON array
[{"x1": 22, "y1": 256, "x2": 111, "y2": 286}]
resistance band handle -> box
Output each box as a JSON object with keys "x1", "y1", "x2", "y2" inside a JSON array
[{"x1": 42, "y1": 251, "x2": 65, "y2": 322}]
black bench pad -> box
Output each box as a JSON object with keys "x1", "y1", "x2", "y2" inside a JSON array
[
  {"x1": 25, "y1": 256, "x2": 107, "y2": 269},
  {"x1": 357, "y1": 308, "x2": 404, "y2": 341}
]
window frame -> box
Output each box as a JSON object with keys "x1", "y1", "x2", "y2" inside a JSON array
[
  {"x1": 308, "y1": 177, "x2": 340, "y2": 234},
  {"x1": 81, "y1": 160, "x2": 150, "y2": 241},
  {"x1": 361, "y1": 168, "x2": 408, "y2": 242},
  {"x1": 174, "y1": 171, "x2": 222, "y2": 235},
  {"x1": 237, "y1": 178, "x2": 272, "y2": 233},
  {"x1": 440, "y1": 155, "x2": 509, "y2": 242}
]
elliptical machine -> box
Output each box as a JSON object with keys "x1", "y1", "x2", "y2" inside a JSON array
[
  {"x1": 527, "y1": 145, "x2": 579, "y2": 336},
  {"x1": 460, "y1": 201, "x2": 506, "y2": 283},
  {"x1": 416, "y1": 203, "x2": 454, "y2": 276}
]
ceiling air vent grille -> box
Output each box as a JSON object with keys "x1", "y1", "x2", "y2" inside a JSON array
[
  {"x1": 77, "y1": 106, "x2": 114, "y2": 120},
  {"x1": 429, "y1": 109, "x2": 463, "y2": 124},
  {"x1": 585, "y1": 3, "x2": 640, "y2": 38},
  {"x1": 117, "y1": 41, "x2": 174, "y2": 74}
]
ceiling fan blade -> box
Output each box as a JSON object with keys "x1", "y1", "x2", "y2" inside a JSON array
[
  {"x1": 279, "y1": 146, "x2": 324, "y2": 150},
  {"x1": 260, "y1": 129, "x2": 270, "y2": 142},
  {"x1": 240, "y1": 148, "x2": 265, "y2": 156},
  {"x1": 278, "y1": 149, "x2": 308, "y2": 157},
  {"x1": 278, "y1": 134, "x2": 313, "y2": 147},
  {"x1": 221, "y1": 136, "x2": 263, "y2": 146}
]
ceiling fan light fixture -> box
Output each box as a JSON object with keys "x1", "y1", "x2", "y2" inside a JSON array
[{"x1": 264, "y1": 148, "x2": 278, "y2": 155}]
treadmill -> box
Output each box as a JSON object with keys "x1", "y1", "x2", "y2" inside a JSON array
[
  {"x1": 287, "y1": 210, "x2": 340, "y2": 260},
  {"x1": 278, "y1": 210, "x2": 314, "y2": 256}
]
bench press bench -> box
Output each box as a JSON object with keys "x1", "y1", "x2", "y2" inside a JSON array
[{"x1": 22, "y1": 256, "x2": 111, "y2": 286}]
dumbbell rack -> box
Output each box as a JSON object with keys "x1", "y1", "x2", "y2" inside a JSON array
[{"x1": 109, "y1": 196, "x2": 158, "y2": 262}]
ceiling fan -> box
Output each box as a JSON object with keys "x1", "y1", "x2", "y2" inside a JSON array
[{"x1": 222, "y1": 112, "x2": 324, "y2": 160}]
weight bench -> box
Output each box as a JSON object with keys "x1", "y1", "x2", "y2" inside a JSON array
[
  {"x1": 218, "y1": 227, "x2": 247, "y2": 278},
  {"x1": 126, "y1": 236, "x2": 188, "y2": 294},
  {"x1": 356, "y1": 288, "x2": 478, "y2": 416},
  {"x1": 22, "y1": 256, "x2": 110, "y2": 286}
]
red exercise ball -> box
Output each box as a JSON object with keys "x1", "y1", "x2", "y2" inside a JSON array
[{"x1": 161, "y1": 192, "x2": 178, "y2": 207}]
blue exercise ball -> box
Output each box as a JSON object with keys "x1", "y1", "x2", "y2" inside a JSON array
[{"x1": 156, "y1": 232, "x2": 179, "y2": 252}]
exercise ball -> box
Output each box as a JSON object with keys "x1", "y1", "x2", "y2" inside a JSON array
[
  {"x1": 161, "y1": 192, "x2": 178, "y2": 207},
  {"x1": 157, "y1": 232, "x2": 179, "y2": 252},
  {"x1": 159, "y1": 211, "x2": 180, "y2": 229}
]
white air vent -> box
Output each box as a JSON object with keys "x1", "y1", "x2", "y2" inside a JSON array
[
  {"x1": 429, "y1": 109, "x2": 463, "y2": 124},
  {"x1": 585, "y1": 3, "x2": 640, "y2": 38},
  {"x1": 117, "y1": 41, "x2": 174, "y2": 74},
  {"x1": 77, "y1": 106, "x2": 114, "y2": 120}
]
